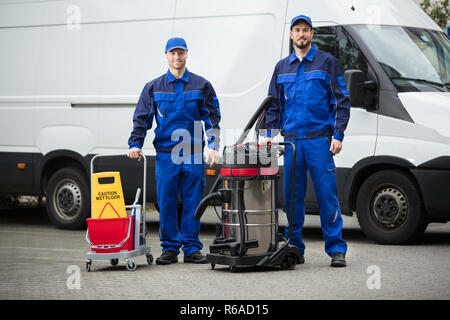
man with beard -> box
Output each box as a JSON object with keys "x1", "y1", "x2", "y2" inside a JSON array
[
  {"x1": 264, "y1": 15, "x2": 350, "y2": 267},
  {"x1": 128, "y1": 37, "x2": 221, "y2": 265}
]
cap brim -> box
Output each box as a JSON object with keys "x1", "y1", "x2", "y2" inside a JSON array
[
  {"x1": 166, "y1": 46, "x2": 188, "y2": 52},
  {"x1": 291, "y1": 18, "x2": 313, "y2": 29}
]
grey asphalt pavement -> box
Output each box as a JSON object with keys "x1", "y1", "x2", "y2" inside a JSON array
[{"x1": 0, "y1": 205, "x2": 449, "y2": 300}]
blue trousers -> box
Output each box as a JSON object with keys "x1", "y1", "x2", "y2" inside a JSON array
[
  {"x1": 155, "y1": 152, "x2": 205, "y2": 256},
  {"x1": 284, "y1": 137, "x2": 347, "y2": 257}
]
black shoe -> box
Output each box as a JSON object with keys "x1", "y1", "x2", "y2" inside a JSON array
[
  {"x1": 330, "y1": 252, "x2": 346, "y2": 267},
  {"x1": 156, "y1": 250, "x2": 178, "y2": 265},
  {"x1": 298, "y1": 255, "x2": 305, "y2": 265},
  {"x1": 184, "y1": 251, "x2": 208, "y2": 264}
]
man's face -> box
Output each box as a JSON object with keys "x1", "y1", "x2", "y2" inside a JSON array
[
  {"x1": 290, "y1": 21, "x2": 314, "y2": 50},
  {"x1": 166, "y1": 48, "x2": 188, "y2": 70}
]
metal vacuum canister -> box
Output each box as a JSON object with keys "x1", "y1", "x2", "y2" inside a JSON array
[{"x1": 220, "y1": 143, "x2": 279, "y2": 255}]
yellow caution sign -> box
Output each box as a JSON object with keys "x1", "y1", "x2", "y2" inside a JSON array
[{"x1": 91, "y1": 172, "x2": 127, "y2": 219}]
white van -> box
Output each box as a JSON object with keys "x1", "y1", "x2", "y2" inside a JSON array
[{"x1": 0, "y1": 0, "x2": 449, "y2": 244}]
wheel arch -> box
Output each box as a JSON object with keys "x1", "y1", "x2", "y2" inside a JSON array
[
  {"x1": 38, "y1": 150, "x2": 90, "y2": 192},
  {"x1": 344, "y1": 156, "x2": 423, "y2": 213}
]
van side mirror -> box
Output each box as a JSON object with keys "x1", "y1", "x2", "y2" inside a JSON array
[
  {"x1": 344, "y1": 70, "x2": 365, "y2": 107},
  {"x1": 344, "y1": 69, "x2": 377, "y2": 110}
]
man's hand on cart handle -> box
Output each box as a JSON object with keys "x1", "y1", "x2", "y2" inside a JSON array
[
  {"x1": 260, "y1": 137, "x2": 272, "y2": 145},
  {"x1": 128, "y1": 147, "x2": 143, "y2": 161}
]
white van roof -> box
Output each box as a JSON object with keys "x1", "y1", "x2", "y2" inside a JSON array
[
  {"x1": 288, "y1": 0, "x2": 442, "y2": 31},
  {"x1": 0, "y1": 0, "x2": 441, "y2": 32}
]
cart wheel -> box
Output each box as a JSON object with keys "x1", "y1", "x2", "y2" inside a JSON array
[
  {"x1": 86, "y1": 260, "x2": 92, "y2": 272},
  {"x1": 211, "y1": 263, "x2": 215, "y2": 270},
  {"x1": 126, "y1": 259, "x2": 136, "y2": 271},
  {"x1": 110, "y1": 259, "x2": 119, "y2": 266},
  {"x1": 146, "y1": 253, "x2": 153, "y2": 265},
  {"x1": 280, "y1": 253, "x2": 297, "y2": 270}
]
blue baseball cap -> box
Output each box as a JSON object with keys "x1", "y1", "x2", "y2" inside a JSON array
[
  {"x1": 165, "y1": 37, "x2": 188, "y2": 53},
  {"x1": 290, "y1": 15, "x2": 313, "y2": 30}
]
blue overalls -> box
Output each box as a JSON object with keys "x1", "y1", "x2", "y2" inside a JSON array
[
  {"x1": 128, "y1": 68, "x2": 221, "y2": 256},
  {"x1": 266, "y1": 44, "x2": 350, "y2": 257}
]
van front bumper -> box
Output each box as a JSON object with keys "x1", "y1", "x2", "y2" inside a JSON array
[{"x1": 412, "y1": 168, "x2": 450, "y2": 221}]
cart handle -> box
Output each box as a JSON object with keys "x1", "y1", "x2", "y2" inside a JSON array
[{"x1": 90, "y1": 152, "x2": 147, "y2": 218}]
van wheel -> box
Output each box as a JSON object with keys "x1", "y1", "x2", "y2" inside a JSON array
[
  {"x1": 46, "y1": 167, "x2": 90, "y2": 229},
  {"x1": 356, "y1": 170, "x2": 428, "y2": 244}
]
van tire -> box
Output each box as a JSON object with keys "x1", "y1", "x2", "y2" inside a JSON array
[
  {"x1": 46, "y1": 167, "x2": 90, "y2": 229},
  {"x1": 356, "y1": 170, "x2": 428, "y2": 244}
]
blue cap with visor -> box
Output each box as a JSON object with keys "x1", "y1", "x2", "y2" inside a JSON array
[
  {"x1": 290, "y1": 15, "x2": 313, "y2": 30},
  {"x1": 165, "y1": 37, "x2": 188, "y2": 53}
]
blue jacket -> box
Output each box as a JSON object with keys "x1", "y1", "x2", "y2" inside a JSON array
[
  {"x1": 128, "y1": 68, "x2": 221, "y2": 152},
  {"x1": 266, "y1": 44, "x2": 350, "y2": 141}
]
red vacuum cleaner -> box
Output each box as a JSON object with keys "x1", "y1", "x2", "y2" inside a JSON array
[{"x1": 194, "y1": 96, "x2": 302, "y2": 271}]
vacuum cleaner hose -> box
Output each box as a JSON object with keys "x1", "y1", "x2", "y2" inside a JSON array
[{"x1": 194, "y1": 191, "x2": 223, "y2": 220}]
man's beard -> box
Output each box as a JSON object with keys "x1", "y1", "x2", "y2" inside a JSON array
[
  {"x1": 171, "y1": 62, "x2": 186, "y2": 70},
  {"x1": 295, "y1": 38, "x2": 311, "y2": 49}
]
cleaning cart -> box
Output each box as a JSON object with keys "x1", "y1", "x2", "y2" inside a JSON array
[{"x1": 85, "y1": 153, "x2": 153, "y2": 272}]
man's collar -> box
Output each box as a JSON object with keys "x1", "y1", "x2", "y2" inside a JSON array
[
  {"x1": 289, "y1": 43, "x2": 317, "y2": 64},
  {"x1": 166, "y1": 68, "x2": 190, "y2": 83}
]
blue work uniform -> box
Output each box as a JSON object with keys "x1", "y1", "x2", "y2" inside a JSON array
[
  {"x1": 128, "y1": 68, "x2": 221, "y2": 256},
  {"x1": 266, "y1": 44, "x2": 350, "y2": 257}
]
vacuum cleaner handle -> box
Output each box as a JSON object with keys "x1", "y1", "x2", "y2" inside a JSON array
[
  {"x1": 236, "y1": 95, "x2": 272, "y2": 145},
  {"x1": 203, "y1": 96, "x2": 273, "y2": 199}
]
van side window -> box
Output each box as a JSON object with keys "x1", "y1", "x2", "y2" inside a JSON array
[
  {"x1": 310, "y1": 26, "x2": 369, "y2": 79},
  {"x1": 336, "y1": 26, "x2": 369, "y2": 78},
  {"x1": 311, "y1": 26, "x2": 338, "y2": 57}
]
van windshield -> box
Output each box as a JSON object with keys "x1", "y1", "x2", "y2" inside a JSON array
[{"x1": 353, "y1": 25, "x2": 450, "y2": 92}]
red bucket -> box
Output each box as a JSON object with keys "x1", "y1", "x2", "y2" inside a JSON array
[{"x1": 87, "y1": 215, "x2": 134, "y2": 253}]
